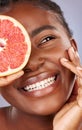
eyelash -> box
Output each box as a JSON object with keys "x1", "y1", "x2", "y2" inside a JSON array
[{"x1": 38, "y1": 35, "x2": 56, "y2": 47}]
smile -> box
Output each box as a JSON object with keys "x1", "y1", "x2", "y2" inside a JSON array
[{"x1": 23, "y1": 76, "x2": 57, "y2": 92}]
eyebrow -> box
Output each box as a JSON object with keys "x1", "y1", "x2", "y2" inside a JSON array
[{"x1": 31, "y1": 25, "x2": 57, "y2": 37}]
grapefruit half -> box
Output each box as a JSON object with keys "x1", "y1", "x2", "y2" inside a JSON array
[{"x1": 0, "y1": 15, "x2": 31, "y2": 77}]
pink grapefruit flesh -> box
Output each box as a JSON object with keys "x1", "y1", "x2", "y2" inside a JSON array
[{"x1": 0, "y1": 15, "x2": 31, "y2": 77}]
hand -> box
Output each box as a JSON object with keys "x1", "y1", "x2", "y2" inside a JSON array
[
  {"x1": 0, "y1": 70, "x2": 24, "y2": 87},
  {"x1": 53, "y1": 47, "x2": 82, "y2": 130}
]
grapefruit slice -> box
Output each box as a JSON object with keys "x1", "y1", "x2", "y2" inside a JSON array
[{"x1": 0, "y1": 15, "x2": 31, "y2": 77}]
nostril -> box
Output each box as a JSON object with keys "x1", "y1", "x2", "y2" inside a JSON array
[
  {"x1": 39, "y1": 57, "x2": 45, "y2": 63},
  {"x1": 23, "y1": 57, "x2": 45, "y2": 73},
  {"x1": 23, "y1": 63, "x2": 38, "y2": 72},
  {"x1": 23, "y1": 67, "x2": 32, "y2": 73}
]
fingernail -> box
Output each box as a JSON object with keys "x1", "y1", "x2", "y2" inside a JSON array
[
  {"x1": 71, "y1": 47, "x2": 75, "y2": 53},
  {"x1": 15, "y1": 71, "x2": 24, "y2": 78},
  {"x1": 61, "y1": 58, "x2": 68, "y2": 62},
  {"x1": 76, "y1": 66, "x2": 82, "y2": 70},
  {"x1": 19, "y1": 71, "x2": 24, "y2": 76},
  {"x1": 76, "y1": 51, "x2": 79, "y2": 57}
]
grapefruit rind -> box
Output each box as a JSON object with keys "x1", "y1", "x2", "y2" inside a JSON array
[{"x1": 0, "y1": 15, "x2": 31, "y2": 77}]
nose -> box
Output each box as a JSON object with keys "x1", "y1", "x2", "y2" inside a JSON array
[{"x1": 24, "y1": 48, "x2": 45, "y2": 72}]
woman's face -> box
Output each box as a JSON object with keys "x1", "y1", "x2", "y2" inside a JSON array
[{"x1": 1, "y1": 2, "x2": 75, "y2": 115}]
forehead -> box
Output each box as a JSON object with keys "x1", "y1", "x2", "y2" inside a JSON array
[
  {"x1": 7, "y1": 1, "x2": 56, "y2": 15},
  {"x1": 4, "y1": 2, "x2": 58, "y2": 25},
  {"x1": 4, "y1": 2, "x2": 66, "y2": 37}
]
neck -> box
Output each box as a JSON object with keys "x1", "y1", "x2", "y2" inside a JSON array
[{"x1": 9, "y1": 106, "x2": 54, "y2": 130}]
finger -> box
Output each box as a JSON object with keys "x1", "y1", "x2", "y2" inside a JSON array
[
  {"x1": 53, "y1": 101, "x2": 75, "y2": 121},
  {"x1": 6, "y1": 70, "x2": 24, "y2": 81},
  {"x1": 77, "y1": 87, "x2": 82, "y2": 108},
  {"x1": 68, "y1": 47, "x2": 80, "y2": 66},
  {"x1": 53, "y1": 104, "x2": 82, "y2": 130},
  {"x1": 60, "y1": 58, "x2": 82, "y2": 78},
  {"x1": 75, "y1": 77, "x2": 82, "y2": 108},
  {"x1": 60, "y1": 46, "x2": 81, "y2": 76},
  {"x1": 0, "y1": 70, "x2": 24, "y2": 87}
]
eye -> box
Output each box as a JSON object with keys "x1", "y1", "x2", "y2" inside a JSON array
[{"x1": 38, "y1": 35, "x2": 56, "y2": 47}]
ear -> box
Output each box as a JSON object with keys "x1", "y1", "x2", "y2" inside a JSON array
[{"x1": 70, "y1": 38, "x2": 78, "y2": 51}]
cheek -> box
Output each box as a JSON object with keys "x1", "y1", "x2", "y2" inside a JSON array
[{"x1": 43, "y1": 46, "x2": 68, "y2": 60}]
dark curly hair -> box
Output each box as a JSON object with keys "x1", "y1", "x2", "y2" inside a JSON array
[{"x1": 0, "y1": 0, "x2": 73, "y2": 37}]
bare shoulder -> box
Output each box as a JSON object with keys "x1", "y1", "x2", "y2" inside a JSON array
[
  {"x1": 0, "y1": 107, "x2": 6, "y2": 119},
  {"x1": 79, "y1": 122, "x2": 82, "y2": 130},
  {"x1": 0, "y1": 107, "x2": 8, "y2": 118},
  {"x1": 0, "y1": 107, "x2": 10, "y2": 129}
]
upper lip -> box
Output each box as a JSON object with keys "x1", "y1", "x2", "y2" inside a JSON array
[{"x1": 17, "y1": 71, "x2": 59, "y2": 89}]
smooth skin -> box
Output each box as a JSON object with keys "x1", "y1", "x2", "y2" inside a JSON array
[{"x1": 0, "y1": 2, "x2": 82, "y2": 130}]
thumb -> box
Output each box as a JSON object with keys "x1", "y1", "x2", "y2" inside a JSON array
[{"x1": 0, "y1": 70, "x2": 24, "y2": 87}]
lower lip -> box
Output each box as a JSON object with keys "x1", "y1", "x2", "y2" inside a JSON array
[{"x1": 19, "y1": 76, "x2": 60, "y2": 97}]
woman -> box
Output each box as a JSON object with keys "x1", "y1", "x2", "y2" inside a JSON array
[{"x1": 0, "y1": 0, "x2": 82, "y2": 129}]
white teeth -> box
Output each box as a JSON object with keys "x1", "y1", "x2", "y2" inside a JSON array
[{"x1": 24, "y1": 76, "x2": 56, "y2": 92}]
